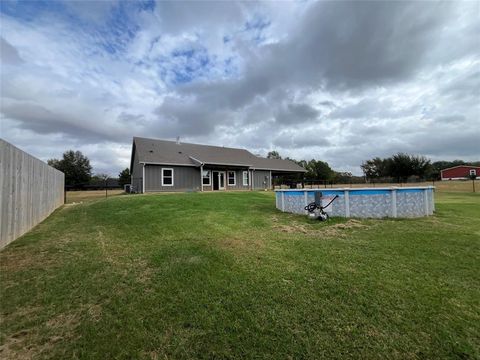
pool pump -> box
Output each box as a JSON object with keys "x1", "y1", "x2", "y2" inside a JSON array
[{"x1": 304, "y1": 191, "x2": 339, "y2": 221}]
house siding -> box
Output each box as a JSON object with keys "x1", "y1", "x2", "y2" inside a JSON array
[
  {"x1": 201, "y1": 168, "x2": 250, "y2": 191},
  {"x1": 145, "y1": 165, "x2": 201, "y2": 192},
  {"x1": 225, "y1": 169, "x2": 250, "y2": 190},
  {"x1": 131, "y1": 147, "x2": 143, "y2": 193},
  {"x1": 253, "y1": 170, "x2": 271, "y2": 190},
  {"x1": 441, "y1": 166, "x2": 479, "y2": 180}
]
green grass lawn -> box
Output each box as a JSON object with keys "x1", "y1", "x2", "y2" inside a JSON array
[{"x1": 1, "y1": 191, "x2": 479, "y2": 359}]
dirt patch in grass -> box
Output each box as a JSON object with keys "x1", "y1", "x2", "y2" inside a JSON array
[
  {"x1": 1, "y1": 306, "x2": 43, "y2": 328},
  {"x1": 0, "y1": 328, "x2": 43, "y2": 360},
  {"x1": 95, "y1": 229, "x2": 155, "y2": 285},
  {"x1": 0, "y1": 303, "x2": 104, "y2": 360},
  {"x1": 275, "y1": 219, "x2": 369, "y2": 238},
  {"x1": 132, "y1": 259, "x2": 155, "y2": 285},
  {"x1": 332, "y1": 219, "x2": 367, "y2": 229},
  {"x1": 0, "y1": 249, "x2": 59, "y2": 274},
  {"x1": 0, "y1": 311, "x2": 79, "y2": 360},
  {"x1": 216, "y1": 235, "x2": 267, "y2": 255},
  {"x1": 277, "y1": 224, "x2": 309, "y2": 234},
  {"x1": 46, "y1": 312, "x2": 80, "y2": 330}
]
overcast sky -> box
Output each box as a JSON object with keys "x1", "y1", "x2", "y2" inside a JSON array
[{"x1": 1, "y1": 1, "x2": 479, "y2": 176}]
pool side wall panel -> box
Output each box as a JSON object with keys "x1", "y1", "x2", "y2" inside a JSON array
[{"x1": 349, "y1": 191, "x2": 391, "y2": 218}]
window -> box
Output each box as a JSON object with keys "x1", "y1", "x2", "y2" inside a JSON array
[
  {"x1": 162, "y1": 168, "x2": 174, "y2": 186},
  {"x1": 243, "y1": 171, "x2": 249, "y2": 186},
  {"x1": 470, "y1": 169, "x2": 476, "y2": 176},
  {"x1": 202, "y1": 170, "x2": 211, "y2": 186},
  {"x1": 228, "y1": 171, "x2": 236, "y2": 186}
]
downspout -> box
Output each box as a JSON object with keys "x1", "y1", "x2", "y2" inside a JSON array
[
  {"x1": 200, "y1": 164, "x2": 204, "y2": 192},
  {"x1": 251, "y1": 169, "x2": 254, "y2": 191},
  {"x1": 142, "y1": 164, "x2": 145, "y2": 194},
  {"x1": 249, "y1": 168, "x2": 252, "y2": 191}
]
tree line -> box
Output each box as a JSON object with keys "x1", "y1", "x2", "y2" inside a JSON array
[
  {"x1": 48, "y1": 150, "x2": 131, "y2": 188},
  {"x1": 361, "y1": 154, "x2": 479, "y2": 181},
  {"x1": 267, "y1": 151, "x2": 352, "y2": 183},
  {"x1": 268, "y1": 151, "x2": 479, "y2": 183}
]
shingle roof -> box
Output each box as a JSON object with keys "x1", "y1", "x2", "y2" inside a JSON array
[
  {"x1": 440, "y1": 165, "x2": 480, "y2": 172},
  {"x1": 133, "y1": 137, "x2": 306, "y2": 172}
]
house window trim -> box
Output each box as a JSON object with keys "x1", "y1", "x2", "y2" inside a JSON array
[
  {"x1": 202, "y1": 170, "x2": 211, "y2": 186},
  {"x1": 242, "y1": 171, "x2": 249, "y2": 186},
  {"x1": 161, "y1": 168, "x2": 174, "y2": 187},
  {"x1": 227, "y1": 171, "x2": 236, "y2": 186}
]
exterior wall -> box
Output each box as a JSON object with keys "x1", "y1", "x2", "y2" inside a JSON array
[
  {"x1": 253, "y1": 170, "x2": 271, "y2": 190},
  {"x1": 132, "y1": 154, "x2": 288, "y2": 193},
  {"x1": 131, "y1": 148, "x2": 143, "y2": 193},
  {"x1": 201, "y1": 168, "x2": 251, "y2": 191},
  {"x1": 145, "y1": 165, "x2": 201, "y2": 192},
  {"x1": 441, "y1": 166, "x2": 479, "y2": 180},
  {"x1": 0, "y1": 139, "x2": 64, "y2": 249},
  {"x1": 225, "y1": 169, "x2": 250, "y2": 190}
]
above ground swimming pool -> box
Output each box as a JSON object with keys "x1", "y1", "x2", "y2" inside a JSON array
[{"x1": 275, "y1": 186, "x2": 435, "y2": 218}]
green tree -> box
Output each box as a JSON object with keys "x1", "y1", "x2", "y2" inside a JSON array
[
  {"x1": 361, "y1": 157, "x2": 388, "y2": 179},
  {"x1": 410, "y1": 155, "x2": 431, "y2": 178},
  {"x1": 388, "y1": 153, "x2": 431, "y2": 181},
  {"x1": 306, "y1": 160, "x2": 334, "y2": 181},
  {"x1": 267, "y1": 151, "x2": 281, "y2": 159},
  {"x1": 362, "y1": 154, "x2": 431, "y2": 181},
  {"x1": 333, "y1": 171, "x2": 353, "y2": 184},
  {"x1": 48, "y1": 150, "x2": 92, "y2": 186},
  {"x1": 118, "y1": 168, "x2": 131, "y2": 187}
]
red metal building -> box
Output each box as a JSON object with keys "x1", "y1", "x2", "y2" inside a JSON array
[{"x1": 441, "y1": 165, "x2": 479, "y2": 180}]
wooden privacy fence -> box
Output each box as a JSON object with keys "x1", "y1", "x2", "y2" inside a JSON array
[{"x1": 0, "y1": 139, "x2": 64, "y2": 249}]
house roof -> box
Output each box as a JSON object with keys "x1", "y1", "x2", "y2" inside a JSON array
[
  {"x1": 132, "y1": 137, "x2": 306, "y2": 172},
  {"x1": 441, "y1": 165, "x2": 480, "y2": 172}
]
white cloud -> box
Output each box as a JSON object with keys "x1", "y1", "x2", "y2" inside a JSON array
[{"x1": 1, "y1": 1, "x2": 478, "y2": 177}]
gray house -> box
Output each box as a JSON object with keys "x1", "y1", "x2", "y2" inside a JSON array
[{"x1": 130, "y1": 137, "x2": 306, "y2": 193}]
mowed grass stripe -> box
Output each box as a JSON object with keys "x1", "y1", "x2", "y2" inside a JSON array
[{"x1": 1, "y1": 191, "x2": 479, "y2": 359}]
